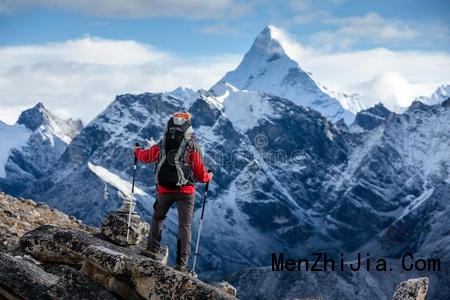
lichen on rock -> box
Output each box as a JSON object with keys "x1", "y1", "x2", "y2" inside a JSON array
[
  {"x1": 392, "y1": 277, "x2": 429, "y2": 300},
  {"x1": 0, "y1": 192, "x2": 95, "y2": 254},
  {"x1": 19, "y1": 224, "x2": 236, "y2": 299},
  {"x1": 0, "y1": 252, "x2": 116, "y2": 299},
  {"x1": 100, "y1": 211, "x2": 149, "y2": 246},
  {"x1": 1, "y1": 193, "x2": 237, "y2": 299}
]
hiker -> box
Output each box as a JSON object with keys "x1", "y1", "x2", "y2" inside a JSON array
[{"x1": 133, "y1": 112, "x2": 213, "y2": 272}]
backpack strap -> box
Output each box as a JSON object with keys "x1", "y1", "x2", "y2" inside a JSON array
[
  {"x1": 174, "y1": 138, "x2": 189, "y2": 188},
  {"x1": 154, "y1": 139, "x2": 166, "y2": 186}
]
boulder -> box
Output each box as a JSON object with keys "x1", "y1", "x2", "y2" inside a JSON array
[
  {"x1": 20, "y1": 224, "x2": 109, "y2": 266},
  {"x1": 82, "y1": 244, "x2": 236, "y2": 299},
  {"x1": 392, "y1": 277, "x2": 429, "y2": 300},
  {"x1": 100, "y1": 211, "x2": 149, "y2": 246},
  {"x1": 211, "y1": 281, "x2": 238, "y2": 297},
  {"x1": 20, "y1": 224, "x2": 166, "y2": 267},
  {"x1": 0, "y1": 252, "x2": 116, "y2": 299},
  {"x1": 19, "y1": 224, "x2": 236, "y2": 299}
]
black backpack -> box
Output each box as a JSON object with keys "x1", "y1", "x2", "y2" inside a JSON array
[{"x1": 155, "y1": 115, "x2": 194, "y2": 190}]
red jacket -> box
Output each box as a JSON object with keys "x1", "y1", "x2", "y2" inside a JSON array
[{"x1": 135, "y1": 142, "x2": 210, "y2": 194}]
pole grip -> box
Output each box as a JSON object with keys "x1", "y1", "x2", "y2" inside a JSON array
[
  {"x1": 134, "y1": 143, "x2": 140, "y2": 164},
  {"x1": 131, "y1": 143, "x2": 140, "y2": 194},
  {"x1": 200, "y1": 184, "x2": 209, "y2": 219}
]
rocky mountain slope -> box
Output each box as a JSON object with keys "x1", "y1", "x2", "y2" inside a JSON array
[
  {"x1": 0, "y1": 191, "x2": 95, "y2": 253},
  {"x1": 0, "y1": 193, "x2": 236, "y2": 299},
  {"x1": 16, "y1": 91, "x2": 449, "y2": 284},
  {"x1": 0, "y1": 103, "x2": 82, "y2": 196},
  {"x1": 228, "y1": 263, "x2": 446, "y2": 299},
  {"x1": 20, "y1": 89, "x2": 352, "y2": 277},
  {"x1": 343, "y1": 100, "x2": 450, "y2": 262}
]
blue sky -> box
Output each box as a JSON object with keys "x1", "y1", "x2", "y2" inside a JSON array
[
  {"x1": 0, "y1": 0, "x2": 449, "y2": 123},
  {"x1": 1, "y1": 0, "x2": 449, "y2": 54}
]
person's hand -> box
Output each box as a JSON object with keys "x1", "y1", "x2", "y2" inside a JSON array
[
  {"x1": 207, "y1": 172, "x2": 214, "y2": 181},
  {"x1": 132, "y1": 145, "x2": 141, "y2": 153}
]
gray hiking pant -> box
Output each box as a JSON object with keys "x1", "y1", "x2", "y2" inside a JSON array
[{"x1": 147, "y1": 193, "x2": 195, "y2": 267}]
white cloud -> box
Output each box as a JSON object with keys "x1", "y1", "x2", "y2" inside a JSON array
[
  {"x1": 266, "y1": 26, "x2": 313, "y2": 62},
  {"x1": 0, "y1": 0, "x2": 249, "y2": 19},
  {"x1": 260, "y1": 27, "x2": 450, "y2": 110},
  {"x1": 301, "y1": 48, "x2": 450, "y2": 109},
  {"x1": 0, "y1": 37, "x2": 241, "y2": 124},
  {"x1": 354, "y1": 71, "x2": 439, "y2": 109},
  {"x1": 311, "y1": 13, "x2": 417, "y2": 50},
  {"x1": 0, "y1": 36, "x2": 169, "y2": 66}
]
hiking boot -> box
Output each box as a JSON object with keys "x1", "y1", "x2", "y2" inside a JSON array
[
  {"x1": 175, "y1": 264, "x2": 198, "y2": 277},
  {"x1": 141, "y1": 248, "x2": 158, "y2": 259},
  {"x1": 175, "y1": 264, "x2": 187, "y2": 272},
  {"x1": 175, "y1": 264, "x2": 192, "y2": 273}
]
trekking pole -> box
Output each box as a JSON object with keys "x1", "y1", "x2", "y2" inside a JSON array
[
  {"x1": 192, "y1": 172, "x2": 211, "y2": 273},
  {"x1": 127, "y1": 143, "x2": 139, "y2": 243}
]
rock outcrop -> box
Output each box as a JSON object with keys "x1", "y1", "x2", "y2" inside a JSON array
[
  {"x1": 0, "y1": 192, "x2": 95, "y2": 254},
  {"x1": 392, "y1": 277, "x2": 429, "y2": 300},
  {"x1": 211, "y1": 281, "x2": 237, "y2": 297},
  {"x1": 0, "y1": 252, "x2": 116, "y2": 299},
  {"x1": 82, "y1": 244, "x2": 234, "y2": 299},
  {"x1": 19, "y1": 224, "x2": 235, "y2": 299},
  {"x1": 100, "y1": 210, "x2": 149, "y2": 246},
  {"x1": 0, "y1": 193, "x2": 236, "y2": 299}
]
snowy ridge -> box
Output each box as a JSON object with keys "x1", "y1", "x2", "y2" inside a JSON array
[
  {"x1": 165, "y1": 86, "x2": 199, "y2": 109},
  {"x1": 318, "y1": 84, "x2": 366, "y2": 114},
  {"x1": 89, "y1": 92, "x2": 181, "y2": 146},
  {"x1": 333, "y1": 126, "x2": 385, "y2": 191},
  {"x1": 416, "y1": 83, "x2": 450, "y2": 105},
  {"x1": 43, "y1": 112, "x2": 81, "y2": 145},
  {"x1": 395, "y1": 101, "x2": 450, "y2": 180},
  {"x1": 87, "y1": 162, "x2": 147, "y2": 199},
  {"x1": 396, "y1": 188, "x2": 434, "y2": 221},
  {"x1": 220, "y1": 89, "x2": 275, "y2": 132},
  {"x1": 0, "y1": 123, "x2": 31, "y2": 178},
  {"x1": 17, "y1": 102, "x2": 82, "y2": 144}
]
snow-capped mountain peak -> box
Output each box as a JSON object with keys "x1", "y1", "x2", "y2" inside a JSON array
[
  {"x1": 0, "y1": 122, "x2": 31, "y2": 178},
  {"x1": 17, "y1": 102, "x2": 52, "y2": 131},
  {"x1": 212, "y1": 25, "x2": 297, "y2": 92},
  {"x1": 246, "y1": 24, "x2": 293, "y2": 64},
  {"x1": 353, "y1": 102, "x2": 393, "y2": 130},
  {"x1": 0, "y1": 103, "x2": 83, "y2": 194},
  {"x1": 211, "y1": 25, "x2": 355, "y2": 123},
  {"x1": 165, "y1": 86, "x2": 198, "y2": 109},
  {"x1": 17, "y1": 102, "x2": 82, "y2": 144},
  {"x1": 416, "y1": 83, "x2": 450, "y2": 106}
]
